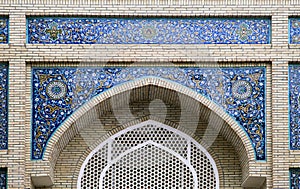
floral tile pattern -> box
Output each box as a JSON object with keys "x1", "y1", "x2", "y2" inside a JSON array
[
  {"x1": 0, "y1": 64, "x2": 8, "y2": 150},
  {"x1": 0, "y1": 168, "x2": 7, "y2": 189},
  {"x1": 290, "y1": 168, "x2": 300, "y2": 189},
  {"x1": 289, "y1": 18, "x2": 300, "y2": 44},
  {"x1": 31, "y1": 66, "x2": 266, "y2": 160},
  {"x1": 0, "y1": 18, "x2": 8, "y2": 44},
  {"x1": 27, "y1": 17, "x2": 271, "y2": 44},
  {"x1": 289, "y1": 65, "x2": 300, "y2": 150}
]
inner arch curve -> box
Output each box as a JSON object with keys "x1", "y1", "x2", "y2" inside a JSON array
[
  {"x1": 32, "y1": 66, "x2": 265, "y2": 162},
  {"x1": 44, "y1": 76, "x2": 255, "y2": 165}
]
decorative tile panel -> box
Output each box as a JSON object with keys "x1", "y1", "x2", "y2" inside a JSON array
[
  {"x1": 31, "y1": 67, "x2": 266, "y2": 160},
  {"x1": 290, "y1": 168, "x2": 300, "y2": 189},
  {"x1": 0, "y1": 64, "x2": 8, "y2": 150},
  {"x1": 289, "y1": 65, "x2": 300, "y2": 150},
  {"x1": 290, "y1": 18, "x2": 300, "y2": 44},
  {"x1": 0, "y1": 18, "x2": 8, "y2": 44},
  {"x1": 27, "y1": 17, "x2": 271, "y2": 44},
  {"x1": 0, "y1": 168, "x2": 7, "y2": 189}
]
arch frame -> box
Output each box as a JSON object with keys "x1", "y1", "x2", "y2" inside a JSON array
[
  {"x1": 44, "y1": 77, "x2": 255, "y2": 163},
  {"x1": 33, "y1": 76, "x2": 260, "y2": 188}
]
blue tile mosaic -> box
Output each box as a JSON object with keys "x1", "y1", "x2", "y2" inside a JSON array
[
  {"x1": 289, "y1": 65, "x2": 300, "y2": 150},
  {"x1": 27, "y1": 17, "x2": 271, "y2": 44},
  {"x1": 290, "y1": 18, "x2": 300, "y2": 44},
  {"x1": 0, "y1": 168, "x2": 7, "y2": 189},
  {"x1": 290, "y1": 168, "x2": 300, "y2": 189},
  {"x1": 0, "y1": 18, "x2": 8, "y2": 44},
  {"x1": 31, "y1": 66, "x2": 266, "y2": 160},
  {"x1": 0, "y1": 64, "x2": 8, "y2": 150}
]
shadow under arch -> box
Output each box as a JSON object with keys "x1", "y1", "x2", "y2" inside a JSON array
[{"x1": 38, "y1": 77, "x2": 259, "y2": 187}]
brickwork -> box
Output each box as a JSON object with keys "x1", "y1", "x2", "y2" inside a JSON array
[
  {"x1": 51, "y1": 103, "x2": 243, "y2": 189},
  {"x1": 0, "y1": 1, "x2": 296, "y2": 189},
  {"x1": 67, "y1": 86, "x2": 245, "y2": 187}
]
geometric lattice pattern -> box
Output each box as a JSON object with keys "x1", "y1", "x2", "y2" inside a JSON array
[
  {"x1": 289, "y1": 65, "x2": 300, "y2": 150},
  {"x1": 31, "y1": 66, "x2": 266, "y2": 160},
  {"x1": 102, "y1": 145, "x2": 195, "y2": 188},
  {"x1": 289, "y1": 18, "x2": 300, "y2": 44},
  {"x1": 0, "y1": 168, "x2": 7, "y2": 189},
  {"x1": 0, "y1": 18, "x2": 8, "y2": 44},
  {"x1": 0, "y1": 64, "x2": 8, "y2": 150},
  {"x1": 27, "y1": 17, "x2": 270, "y2": 44},
  {"x1": 78, "y1": 121, "x2": 218, "y2": 188},
  {"x1": 290, "y1": 168, "x2": 300, "y2": 189}
]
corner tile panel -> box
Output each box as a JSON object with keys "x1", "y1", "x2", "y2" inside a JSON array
[
  {"x1": 27, "y1": 17, "x2": 271, "y2": 44},
  {"x1": 290, "y1": 18, "x2": 300, "y2": 44},
  {"x1": 289, "y1": 65, "x2": 300, "y2": 150},
  {"x1": 0, "y1": 18, "x2": 8, "y2": 44},
  {"x1": 31, "y1": 67, "x2": 266, "y2": 160},
  {"x1": 0, "y1": 168, "x2": 7, "y2": 189},
  {"x1": 290, "y1": 168, "x2": 300, "y2": 189},
  {"x1": 0, "y1": 64, "x2": 8, "y2": 150}
]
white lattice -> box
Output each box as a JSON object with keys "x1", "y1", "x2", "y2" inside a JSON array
[{"x1": 78, "y1": 120, "x2": 219, "y2": 189}]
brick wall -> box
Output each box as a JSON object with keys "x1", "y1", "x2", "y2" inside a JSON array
[{"x1": 0, "y1": 0, "x2": 297, "y2": 188}]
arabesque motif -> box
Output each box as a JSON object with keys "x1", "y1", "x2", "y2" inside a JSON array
[
  {"x1": 32, "y1": 67, "x2": 266, "y2": 160},
  {"x1": 290, "y1": 168, "x2": 300, "y2": 189},
  {"x1": 0, "y1": 168, "x2": 6, "y2": 189},
  {"x1": 290, "y1": 18, "x2": 300, "y2": 44},
  {"x1": 289, "y1": 65, "x2": 300, "y2": 150},
  {"x1": 27, "y1": 17, "x2": 270, "y2": 44},
  {"x1": 0, "y1": 18, "x2": 8, "y2": 44},
  {"x1": 0, "y1": 64, "x2": 8, "y2": 150}
]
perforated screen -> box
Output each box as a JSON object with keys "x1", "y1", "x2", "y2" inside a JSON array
[{"x1": 78, "y1": 120, "x2": 219, "y2": 189}]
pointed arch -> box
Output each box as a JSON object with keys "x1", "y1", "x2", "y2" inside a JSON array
[
  {"x1": 45, "y1": 77, "x2": 254, "y2": 161},
  {"x1": 39, "y1": 77, "x2": 256, "y2": 186}
]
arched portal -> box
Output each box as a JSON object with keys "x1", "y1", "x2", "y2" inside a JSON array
[
  {"x1": 77, "y1": 120, "x2": 219, "y2": 189},
  {"x1": 44, "y1": 77, "x2": 254, "y2": 164},
  {"x1": 32, "y1": 78, "x2": 266, "y2": 188}
]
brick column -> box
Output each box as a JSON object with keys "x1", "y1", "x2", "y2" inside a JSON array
[
  {"x1": 7, "y1": 12, "x2": 27, "y2": 189},
  {"x1": 271, "y1": 11, "x2": 290, "y2": 189},
  {"x1": 271, "y1": 61, "x2": 289, "y2": 188}
]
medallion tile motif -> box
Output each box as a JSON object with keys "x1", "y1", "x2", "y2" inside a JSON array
[
  {"x1": 288, "y1": 65, "x2": 300, "y2": 150},
  {"x1": 27, "y1": 17, "x2": 271, "y2": 44},
  {"x1": 289, "y1": 18, "x2": 300, "y2": 44},
  {"x1": 0, "y1": 64, "x2": 8, "y2": 150},
  {"x1": 0, "y1": 18, "x2": 8, "y2": 44},
  {"x1": 290, "y1": 168, "x2": 300, "y2": 189},
  {"x1": 32, "y1": 67, "x2": 266, "y2": 160},
  {"x1": 0, "y1": 168, "x2": 7, "y2": 189}
]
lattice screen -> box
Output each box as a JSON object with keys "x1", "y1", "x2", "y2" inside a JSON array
[{"x1": 78, "y1": 120, "x2": 219, "y2": 189}]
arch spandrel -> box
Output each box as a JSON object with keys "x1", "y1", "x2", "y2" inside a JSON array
[
  {"x1": 41, "y1": 78, "x2": 255, "y2": 180},
  {"x1": 31, "y1": 66, "x2": 265, "y2": 161},
  {"x1": 43, "y1": 81, "x2": 257, "y2": 188}
]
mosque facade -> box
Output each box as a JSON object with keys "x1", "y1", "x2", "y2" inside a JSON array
[{"x1": 0, "y1": 0, "x2": 299, "y2": 188}]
